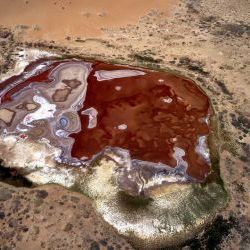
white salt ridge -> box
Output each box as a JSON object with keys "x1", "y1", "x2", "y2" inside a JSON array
[
  {"x1": 81, "y1": 107, "x2": 98, "y2": 129},
  {"x1": 94, "y1": 69, "x2": 145, "y2": 81},
  {"x1": 195, "y1": 135, "x2": 210, "y2": 163},
  {"x1": 115, "y1": 85, "x2": 122, "y2": 91},
  {"x1": 162, "y1": 96, "x2": 172, "y2": 103},
  {"x1": 117, "y1": 124, "x2": 127, "y2": 130},
  {"x1": 21, "y1": 95, "x2": 56, "y2": 127}
]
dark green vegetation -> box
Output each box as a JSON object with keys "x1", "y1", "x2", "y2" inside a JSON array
[
  {"x1": 230, "y1": 113, "x2": 250, "y2": 134},
  {"x1": 0, "y1": 163, "x2": 32, "y2": 187},
  {"x1": 129, "y1": 52, "x2": 163, "y2": 64},
  {"x1": 117, "y1": 192, "x2": 154, "y2": 208},
  {"x1": 183, "y1": 215, "x2": 238, "y2": 250},
  {"x1": 177, "y1": 56, "x2": 209, "y2": 76}
]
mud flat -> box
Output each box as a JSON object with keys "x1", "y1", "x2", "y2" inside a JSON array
[{"x1": 0, "y1": 0, "x2": 249, "y2": 249}]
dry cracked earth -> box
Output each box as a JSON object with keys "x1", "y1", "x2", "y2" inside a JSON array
[{"x1": 0, "y1": 0, "x2": 249, "y2": 249}]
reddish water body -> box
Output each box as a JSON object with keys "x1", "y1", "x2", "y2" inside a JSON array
[{"x1": 0, "y1": 59, "x2": 212, "y2": 180}]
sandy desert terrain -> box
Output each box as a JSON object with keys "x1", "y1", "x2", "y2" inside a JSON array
[{"x1": 0, "y1": 0, "x2": 249, "y2": 249}]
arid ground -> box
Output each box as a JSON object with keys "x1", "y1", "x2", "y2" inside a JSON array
[{"x1": 0, "y1": 0, "x2": 249, "y2": 249}]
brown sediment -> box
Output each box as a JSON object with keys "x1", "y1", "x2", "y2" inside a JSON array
[
  {"x1": 0, "y1": 59, "x2": 212, "y2": 181},
  {"x1": 62, "y1": 79, "x2": 82, "y2": 89},
  {"x1": 0, "y1": 108, "x2": 15, "y2": 125},
  {"x1": 16, "y1": 102, "x2": 38, "y2": 111},
  {"x1": 52, "y1": 88, "x2": 72, "y2": 102},
  {"x1": 0, "y1": 0, "x2": 178, "y2": 41}
]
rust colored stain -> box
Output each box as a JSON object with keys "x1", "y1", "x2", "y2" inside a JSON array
[{"x1": 0, "y1": 59, "x2": 212, "y2": 181}]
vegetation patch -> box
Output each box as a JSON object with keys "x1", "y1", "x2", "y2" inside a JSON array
[
  {"x1": 0, "y1": 164, "x2": 32, "y2": 188},
  {"x1": 177, "y1": 56, "x2": 209, "y2": 76},
  {"x1": 183, "y1": 215, "x2": 238, "y2": 250},
  {"x1": 129, "y1": 52, "x2": 163, "y2": 64}
]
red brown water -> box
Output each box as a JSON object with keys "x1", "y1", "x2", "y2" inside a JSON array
[{"x1": 0, "y1": 59, "x2": 212, "y2": 181}]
